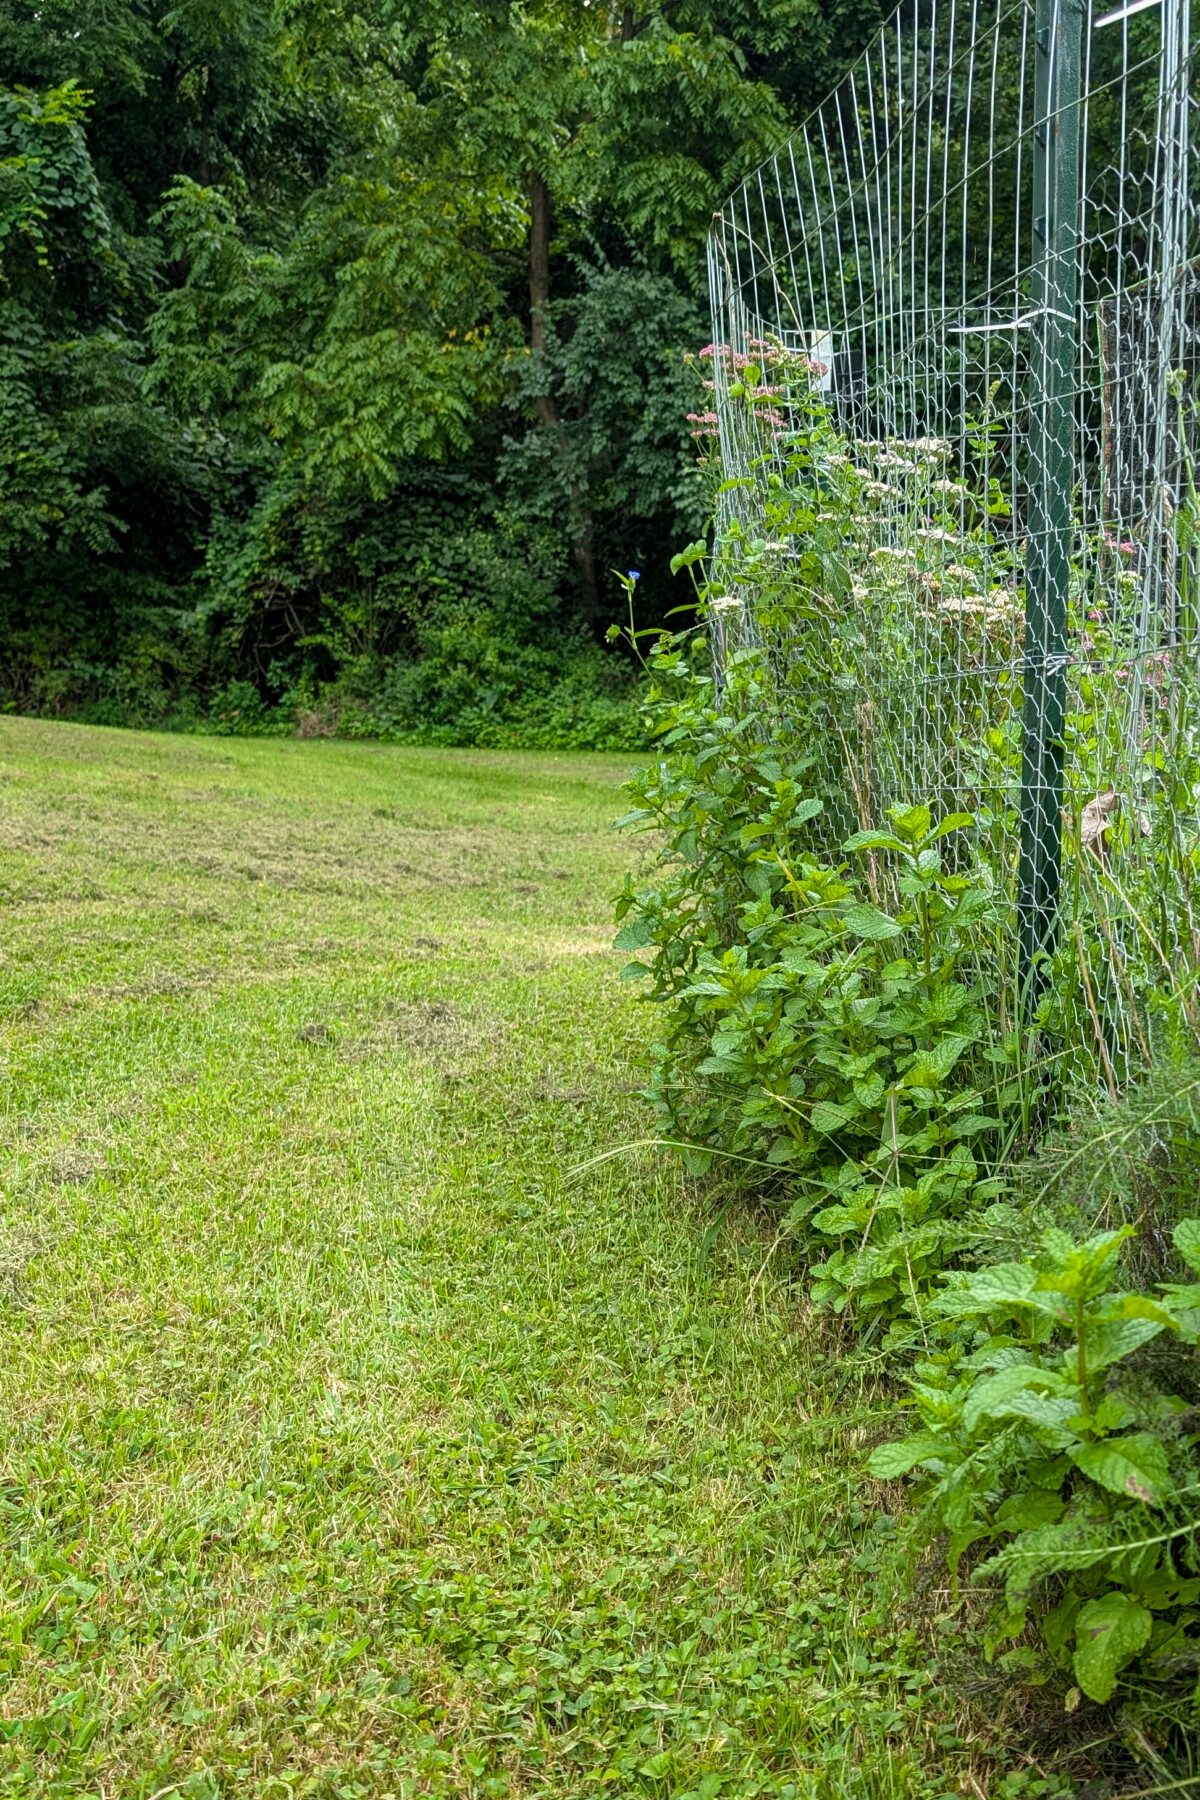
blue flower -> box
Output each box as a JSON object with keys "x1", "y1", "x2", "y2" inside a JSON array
[{"x1": 628, "y1": 569, "x2": 641, "y2": 581}]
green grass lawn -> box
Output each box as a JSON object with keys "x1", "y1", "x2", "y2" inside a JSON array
[{"x1": 0, "y1": 719, "x2": 1018, "y2": 1799}]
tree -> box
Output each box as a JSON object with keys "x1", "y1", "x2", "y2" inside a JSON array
[{"x1": 0, "y1": 0, "x2": 887, "y2": 726}]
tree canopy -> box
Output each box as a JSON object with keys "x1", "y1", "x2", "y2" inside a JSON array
[{"x1": 0, "y1": 0, "x2": 883, "y2": 742}]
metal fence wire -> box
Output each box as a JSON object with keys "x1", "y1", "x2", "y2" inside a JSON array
[{"x1": 704, "y1": 0, "x2": 1200, "y2": 1079}]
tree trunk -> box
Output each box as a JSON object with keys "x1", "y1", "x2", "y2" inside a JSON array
[
  {"x1": 528, "y1": 171, "x2": 556, "y2": 430},
  {"x1": 571, "y1": 520, "x2": 602, "y2": 629},
  {"x1": 527, "y1": 171, "x2": 601, "y2": 632}
]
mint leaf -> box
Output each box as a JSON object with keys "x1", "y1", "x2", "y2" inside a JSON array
[
  {"x1": 867, "y1": 1432, "x2": 946, "y2": 1478},
  {"x1": 927, "y1": 810, "x2": 974, "y2": 841},
  {"x1": 1077, "y1": 1314, "x2": 1165, "y2": 1372},
  {"x1": 962, "y1": 1364, "x2": 1066, "y2": 1433},
  {"x1": 1069, "y1": 1432, "x2": 1172, "y2": 1505},
  {"x1": 853, "y1": 1072, "x2": 886, "y2": 1108},
  {"x1": 997, "y1": 1391, "x2": 1080, "y2": 1445},
  {"x1": 902, "y1": 1032, "x2": 975, "y2": 1085},
  {"x1": 959, "y1": 1263, "x2": 1040, "y2": 1309},
  {"x1": 1073, "y1": 1591, "x2": 1152, "y2": 1702},
  {"x1": 810, "y1": 1100, "x2": 856, "y2": 1133},
  {"x1": 888, "y1": 803, "x2": 932, "y2": 840},
  {"x1": 842, "y1": 829, "x2": 908, "y2": 854},
  {"x1": 842, "y1": 903, "x2": 903, "y2": 941},
  {"x1": 994, "y1": 1488, "x2": 1065, "y2": 1531},
  {"x1": 1174, "y1": 1218, "x2": 1200, "y2": 1274}
]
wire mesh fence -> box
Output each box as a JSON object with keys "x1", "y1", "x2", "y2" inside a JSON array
[{"x1": 704, "y1": 0, "x2": 1200, "y2": 1082}]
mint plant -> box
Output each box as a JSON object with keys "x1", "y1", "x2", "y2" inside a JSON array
[
  {"x1": 617, "y1": 636, "x2": 1008, "y2": 1329},
  {"x1": 617, "y1": 351, "x2": 1200, "y2": 1724},
  {"x1": 869, "y1": 1220, "x2": 1200, "y2": 1703}
]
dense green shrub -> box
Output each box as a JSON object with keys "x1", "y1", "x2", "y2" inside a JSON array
[
  {"x1": 319, "y1": 633, "x2": 643, "y2": 753},
  {"x1": 616, "y1": 617, "x2": 1200, "y2": 1732},
  {"x1": 186, "y1": 470, "x2": 647, "y2": 750},
  {"x1": 9, "y1": 3, "x2": 888, "y2": 738},
  {"x1": 871, "y1": 1219, "x2": 1200, "y2": 1707},
  {"x1": 616, "y1": 636, "x2": 1011, "y2": 1328},
  {"x1": 615, "y1": 358, "x2": 1200, "y2": 1738}
]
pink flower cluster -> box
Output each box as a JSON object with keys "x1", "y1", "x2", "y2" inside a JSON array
[
  {"x1": 1145, "y1": 649, "x2": 1172, "y2": 691},
  {"x1": 693, "y1": 341, "x2": 817, "y2": 376},
  {"x1": 1113, "y1": 651, "x2": 1175, "y2": 705}
]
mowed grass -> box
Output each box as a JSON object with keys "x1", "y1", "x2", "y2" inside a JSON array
[{"x1": 0, "y1": 719, "x2": 1007, "y2": 1800}]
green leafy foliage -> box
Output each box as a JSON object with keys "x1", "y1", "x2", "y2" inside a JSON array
[
  {"x1": 617, "y1": 362, "x2": 1200, "y2": 1723},
  {"x1": 499, "y1": 263, "x2": 707, "y2": 567},
  {"x1": 0, "y1": 77, "x2": 215, "y2": 716},
  {"x1": 869, "y1": 1219, "x2": 1200, "y2": 1703},
  {"x1": 147, "y1": 167, "x2": 513, "y2": 492},
  {"x1": 616, "y1": 618, "x2": 1012, "y2": 1330},
  {"x1": 620, "y1": 615, "x2": 1200, "y2": 1706},
  {"x1": 0, "y1": 0, "x2": 884, "y2": 734},
  {"x1": 0, "y1": 81, "x2": 130, "y2": 567}
]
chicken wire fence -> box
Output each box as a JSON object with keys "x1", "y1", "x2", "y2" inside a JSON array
[{"x1": 704, "y1": 0, "x2": 1200, "y2": 1079}]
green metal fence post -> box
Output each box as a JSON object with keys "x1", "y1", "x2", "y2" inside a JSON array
[{"x1": 1018, "y1": 0, "x2": 1084, "y2": 1001}]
